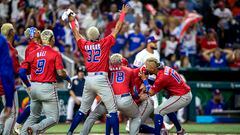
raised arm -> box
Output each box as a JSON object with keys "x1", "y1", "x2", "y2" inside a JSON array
[
  {"x1": 222, "y1": 49, "x2": 233, "y2": 61},
  {"x1": 202, "y1": 49, "x2": 213, "y2": 62},
  {"x1": 68, "y1": 13, "x2": 85, "y2": 41},
  {"x1": 111, "y1": 5, "x2": 129, "y2": 38}
]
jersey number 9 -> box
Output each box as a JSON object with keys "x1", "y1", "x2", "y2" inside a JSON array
[
  {"x1": 87, "y1": 49, "x2": 101, "y2": 62},
  {"x1": 36, "y1": 59, "x2": 46, "y2": 74}
]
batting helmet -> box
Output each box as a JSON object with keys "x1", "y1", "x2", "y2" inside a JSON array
[{"x1": 24, "y1": 27, "x2": 39, "y2": 39}]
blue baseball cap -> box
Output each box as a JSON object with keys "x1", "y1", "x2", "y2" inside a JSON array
[{"x1": 146, "y1": 36, "x2": 158, "y2": 44}]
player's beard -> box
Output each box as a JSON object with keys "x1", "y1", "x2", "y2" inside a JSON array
[{"x1": 151, "y1": 46, "x2": 157, "y2": 50}]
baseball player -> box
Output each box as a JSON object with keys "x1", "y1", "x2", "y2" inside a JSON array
[
  {"x1": 19, "y1": 29, "x2": 71, "y2": 134},
  {"x1": 139, "y1": 57, "x2": 192, "y2": 135},
  {"x1": 0, "y1": 34, "x2": 15, "y2": 134},
  {"x1": 66, "y1": 5, "x2": 129, "y2": 135},
  {"x1": 78, "y1": 54, "x2": 141, "y2": 135},
  {"x1": 14, "y1": 27, "x2": 42, "y2": 134},
  {"x1": 0, "y1": 23, "x2": 20, "y2": 135}
]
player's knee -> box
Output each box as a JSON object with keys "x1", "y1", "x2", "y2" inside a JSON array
[{"x1": 154, "y1": 108, "x2": 167, "y2": 116}]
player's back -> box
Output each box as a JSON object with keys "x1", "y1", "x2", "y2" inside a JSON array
[
  {"x1": 110, "y1": 66, "x2": 133, "y2": 95},
  {"x1": 25, "y1": 46, "x2": 63, "y2": 83},
  {"x1": 77, "y1": 35, "x2": 115, "y2": 72},
  {"x1": 156, "y1": 66, "x2": 190, "y2": 96}
]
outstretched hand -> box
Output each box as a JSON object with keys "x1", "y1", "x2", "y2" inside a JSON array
[{"x1": 121, "y1": 4, "x2": 130, "y2": 14}]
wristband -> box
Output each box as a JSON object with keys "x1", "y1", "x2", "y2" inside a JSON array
[
  {"x1": 119, "y1": 12, "x2": 126, "y2": 22},
  {"x1": 143, "y1": 79, "x2": 151, "y2": 92}
]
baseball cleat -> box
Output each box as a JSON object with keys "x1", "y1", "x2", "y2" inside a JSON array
[
  {"x1": 27, "y1": 127, "x2": 33, "y2": 135},
  {"x1": 163, "y1": 121, "x2": 174, "y2": 131},
  {"x1": 14, "y1": 124, "x2": 22, "y2": 135},
  {"x1": 161, "y1": 128, "x2": 169, "y2": 135},
  {"x1": 177, "y1": 128, "x2": 187, "y2": 135}
]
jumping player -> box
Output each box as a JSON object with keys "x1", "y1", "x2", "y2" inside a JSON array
[
  {"x1": 0, "y1": 34, "x2": 15, "y2": 134},
  {"x1": 0, "y1": 23, "x2": 20, "y2": 135},
  {"x1": 66, "y1": 5, "x2": 129, "y2": 135},
  {"x1": 79, "y1": 54, "x2": 141, "y2": 135},
  {"x1": 14, "y1": 27, "x2": 42, "y2": 134},
  {"x1": 139, "y1": 57, "x2": 192, "y2": 135},
  {"x1": 19, "y1": 29, "x2": 71, "y2": 134}
]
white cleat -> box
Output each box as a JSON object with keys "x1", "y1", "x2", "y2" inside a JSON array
[
  {"x1": 14, "y1": 123, "x2": 22, "y2": 135},
  {"x1": 163, "y1": 121, "x2": 174, "y2": 131}
]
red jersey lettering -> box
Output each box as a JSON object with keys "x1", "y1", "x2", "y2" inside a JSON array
[
  {"x1": 25, "y1": 41, "x2": 41, "y2": 59},
  {"x1": 77, "y1": 35, "x2": 115, "y2": 72},
  {"x1": 21, "y1": 46, "x2": 64, "y2": 82},
  {"x1": 152, "y1": 66, "x2": 191, "y2": 96},
  {"x1": 110, "y1": 66, "x2": 133, "y2": 95}
]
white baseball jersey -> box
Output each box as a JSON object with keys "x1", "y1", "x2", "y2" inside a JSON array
[{"x1": 133, "y1": 49, "x2": 160, "y2": 67}]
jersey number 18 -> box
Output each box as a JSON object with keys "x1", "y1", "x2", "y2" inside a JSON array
[{"x1": 110, "y1": 71, "x2": 125, "y2": 83}]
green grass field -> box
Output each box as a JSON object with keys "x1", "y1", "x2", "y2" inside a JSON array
[{"x1": 46, "y1": 123, "x2": 240, "y2": 134}]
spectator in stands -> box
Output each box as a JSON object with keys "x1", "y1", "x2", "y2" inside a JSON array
[
  {"x1": 64, "y1": 45, "x2": 74, "y2": 59},
  {"x1": 200, "y1": 29, "x2": 218, "y2": 52},
  {"x1": 111, "y1": 23, "x2": 128, "y2": 54},
  {"x1": 230, "y1": 49, "x2": 240, "y2": 68},
  {"x1": 77, "y1": 3, "x2": 88, "y2": 27},
  {"x1": 171, "y1": 1, "x2": 189, "y2": 20},
  {"x1": 81, "y1": 8, "x2": 100, "y2": 30},
  {"x1": 125, "y1": 24, "x2": 145, "y2": 63},
  {"x1": 128, "y1": 0, "x2": 143, "y2": 16},
  {"x1": 66, "y1": 66, "x2": 86, "y2": 123},
  {"x1": 205, "y1": 89, "x2": 225, "y2": 115},
  {"x1": 175, "y1": 55, "x2": 192, "y2": 68},
  {"x1": 181, "y1": 26, "x2": 198, "y2": 66},
  {"x1": 14, "y1": 25, "x2": 28, "y2": 46},
  {"x1": 163, "y1": 34, "x2": 178, "y2": 57},
  {"x1": 214, "y1": 1, "x2": 233, "y2": 47},
  {"x1": 53, "y1": 19, "x2": 66, "y2": 52},
  {"x1": 203, "y1": 48, "x2": 233, "y2": 68}
]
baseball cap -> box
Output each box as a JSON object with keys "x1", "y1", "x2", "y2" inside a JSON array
[
  {"x1": 146, "y1": 36, "x2": 158, "y2": 44},
  {"x1": 77, "y1": 66, "x2": 86, "y2": 73}
]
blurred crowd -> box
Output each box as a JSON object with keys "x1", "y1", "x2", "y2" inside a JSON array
[{"x1": 1, "y1": 0, "x2": 240, "y2": 73}]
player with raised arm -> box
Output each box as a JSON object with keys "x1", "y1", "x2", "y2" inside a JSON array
[
  {"x1": 79, "y1": 54, "x2": 141, "y2": 135},
  {"x1": 19, "y1": 29, "x2": 71, "y2": 134},
  {"x1": 65, "y1": 5, "x2": 129, "y2": 135},
  {"x1": 139, "y1": 57, "x2": 192, "y2": 135}
]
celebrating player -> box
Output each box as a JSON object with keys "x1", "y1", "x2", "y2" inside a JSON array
[
  {"x1": 0, "y1": 23, "x2": 20, "y2": 135},
  {"x1": 14, "y1": 27, "x2": 42, "y2": 134},
  {"x1": 0, "y1": 34, "x2": 15, "y2": 134},
  {"x1": 79, "y1": 54, "x2": 141, "y2": 135},
  {"x1": 66, "y1": 5, "x2": 129, "y2": 135},
  {"x1": 139, "y1": 57, "x2": 192, "y2": 135},
  {"x1": 19, "y1": 29, "x2": 71, "y2": 134}
]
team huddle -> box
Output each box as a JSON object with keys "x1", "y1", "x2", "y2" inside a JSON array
[{"x1": 0, "y1": 4, "x2": 192, "y2": 135}]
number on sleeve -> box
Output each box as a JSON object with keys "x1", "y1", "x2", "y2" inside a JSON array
[
  {"x1": 171, "y1": 70, "x2": 181, "y2": 83},
  {"x1": 35, "y1": 59, "x2": 46, "y2": 74}
]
